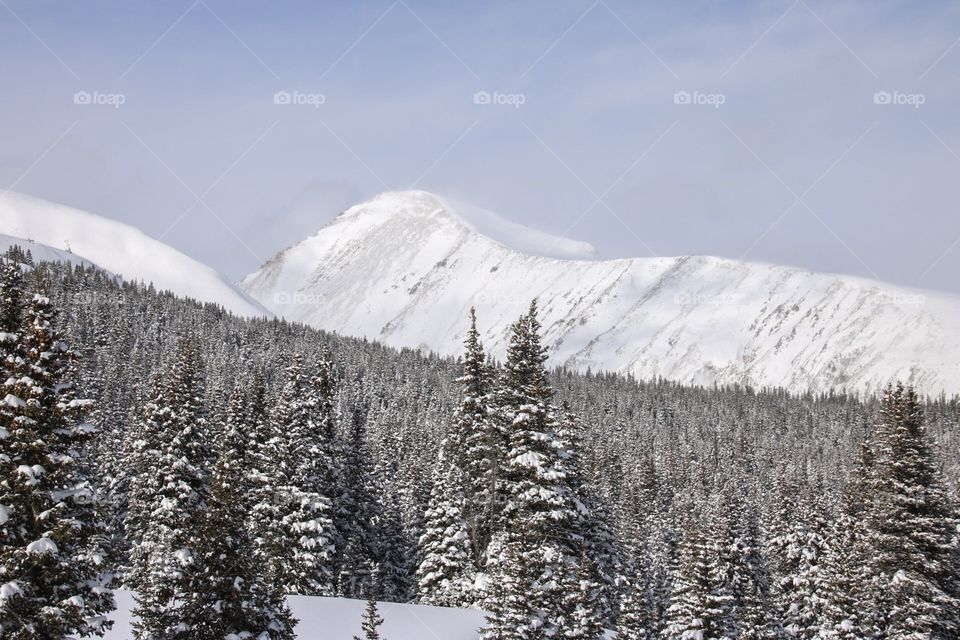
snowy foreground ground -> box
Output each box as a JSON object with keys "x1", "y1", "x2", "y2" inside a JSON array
[{"x1": 105, "y1": 591, "x2": 487, "y2": 639}]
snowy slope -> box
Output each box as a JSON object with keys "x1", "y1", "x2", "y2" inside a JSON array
[
  {"x1": 105, "y1": 590, "x2": 486, "y2": 639},
  {"x1": 242, "y1": 190, "x2": 960, "y2": 395},
  {"x1": 0, "y1": 192, "x2": 270, "y2": 317},
  {"x1": 0, "y1": 233, "x2": 99, "y2": 270}
]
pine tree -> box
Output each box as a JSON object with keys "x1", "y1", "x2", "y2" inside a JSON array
[
  {"x1": 560, "y1": 552, "x2": 607, "y2": 640},
  {"x1": 416, "y1": 442, "x2": 475, "y2": 607},
  {"x1": 179, "y1": 391, "x2": 296, "y2": 640},
  {"x1": 558, "y1": 405, "x2": 618, "y2": 631},
  {"x1": 483, "y1": 301, "x2": 587, "y2": 638},
  {"x1": 335, "y1": 403, "x2": 379, "y2": 599},
  {"x1": 709, "y1": 488, "x2": 776, "y2": 640},
  {"x1": 0, "y1": 257, "x2": 23, "y2": 335},
  {"x1": 354, "y1": 596, "x2": 386, "y2": 640},
  {"x1": 257, "y1": 354, "x2": 336, "y2": 596},
  {"x1": 372, "y1": 487, "x2": 415, "y2": 603},
  {"x1": 481, "y1": 536, "x2": 537, "y2": 640},
  {"x1": 451, "y1": 308, "x2": 499, "y2": 565},
  {"x1": 821, "y1": 443, "x2": 874, "y2": 639},
  {"x1": 126, "y1": 339, "x2": 210, "y2": 639},
  {"x1": 857, "y1": 384, "x2": 960, "y2": 639},
  {"x1": 618, "y1": 575, "x2": 656, "y2": 640},
  {"x1": 769, "y1": 499, "x2": 831, "y2": 639},
  {"x1": 660, "y1": 513, "x2": 720, "y2": 640},
  {"x1": 0, "y1": 289, "x2": 115, "y2": 638}
]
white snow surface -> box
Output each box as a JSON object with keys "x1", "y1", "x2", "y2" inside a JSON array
[
  {"x1": 0, "y1": 192, "x2": 269, "y2": 318},
  {"x1": 105, "y1": 590, "x2": 486, "y2": 639},
  {"x1": 242, "y1": 190, "x2": 960, "y2": 395}
]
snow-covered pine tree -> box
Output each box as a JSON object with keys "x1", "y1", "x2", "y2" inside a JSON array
[
  {"x1": 451, "y1": 308, "x2": 499, "y2": 566},
  {"x1": 769, "y1": 497, "x2": 831, "y2": 640},
  {"x1": 483, "y1": 300, "x2": 591, "y2": 638},
  {"x1": 372, "y1": 486, "x2": 416, "y2": 603},
  {"x1": 481, "y1": 536, "x2": 537, "y2": 640},
  {"x1": 310, "y1": 350, "x2": 340, "y2": 511},
  {"x1": 660, "y1": 510, "x2": 720, "y2": 640},
  {"x1": 857, "y1": 383, "x2": 960, "y2": 639},
  {"x1": 617, "y1": 574, "x2": 656, "y2": 640},
  {"x1": 0, "y1": 256, "x2": 23, "y2": 336},
  {"x1": 263, "y1": 353, "x2": 336, "y2": 596},
  {"x1": 179, "y1": 388, "x2": 296, "y2": 640},
  {"x1": 0, "y1": 287, "x2": 114, "y2": 638},
  {"x1": 126, "y1": 339, "x2": 210, "y2": 640},
  {"x1": 354, "y1": 596, "x2": 385, "y2": 640},
  {"x1": 707, "y1": 486, "x2": 777, "y2": 640},
  {"x1": 416, "y1": 441, "x2": 475, "y2": 607},
  {"x1": 247, "y1": 371, "x2": 289, "y2": 587},
  {"x1": 335, "y1": 402, "x2": 379, "y2": 599},
  {"x1": 820, "y1": 441, "x2": 874, "y2": 639},
  {"x1": 557, "y1": 404, "x2": 619, "y2": 630},
  {"x1": 559, "y1": 551, "x2": 607, "y2": 640}
]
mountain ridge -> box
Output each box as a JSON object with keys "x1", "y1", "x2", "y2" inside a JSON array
[
  {"x1": 0, "y1": 192, "x2": 270, "y2": 318},
  {"x1": 241, "y1": 190, "x2": 960, "y2": 394}
]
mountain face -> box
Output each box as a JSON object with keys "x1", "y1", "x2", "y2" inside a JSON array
[
  {"x1": 0, "y1": 192, "x2": 269, "y2": 317},
  {"x1": 241, "y1": 190, "x2": 960, "y2": 395}
]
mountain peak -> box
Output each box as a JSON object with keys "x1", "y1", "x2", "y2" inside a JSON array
[
  {"x1": 243, "y1": 192, "x2": 960, "y2": 394},
  {"x1": 339, "y1": 190, "x2": 598, "y2": 260},
  {"x1": 342, "y1": 190, "x2": 455, "y2": 222}
]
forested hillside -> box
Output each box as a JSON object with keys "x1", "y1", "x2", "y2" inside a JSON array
[{"x1": 1, "y1": 249, "x2": 958, "y2": 639}]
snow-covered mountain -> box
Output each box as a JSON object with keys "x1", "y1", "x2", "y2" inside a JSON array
[
  {"x1": 0, "y1": 192, "x2": 269, "y2": 317},
  {"x1": 242, "y1": 190, "x2": 960, "y2": 395}
]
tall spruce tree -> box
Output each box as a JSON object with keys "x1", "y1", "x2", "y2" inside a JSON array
[
  {"x1": 856, "y1": 384, "x2": 960, "y2": 639},
  {"x1": 483, "y1": 301, "x2": 596, "y2": 639},
  {"x1": 262, "y1": 354, "x2": 336, "y2": 595},
  {"x1": 126, "y1": 339, "x2": 210, "y2": 640},
  {"x1": 416, "y1": 442, "x2": 475, "y2": 607},
  {"x1": 0, "y1": 287, "x2": 114, "y2": 638},
  {"x1": 335, "y1": 402, "x2": 379, "y2": 598},
  {"x1": 452, "y1": 308, "x2": 499, "y2": 565},
  {"x1": 179, "y1": 388, "x2": 296, "y2": 639},
  {"x1": 660, "y1": 508, "x2": 721, "y2": 640},
  {"x1": 769, "y1": 498, "x2": 831, "y2": 640}
]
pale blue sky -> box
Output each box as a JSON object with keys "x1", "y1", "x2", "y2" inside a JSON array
[{"x1": 1, "y1": 1, "x2": 959, "y2": 293}]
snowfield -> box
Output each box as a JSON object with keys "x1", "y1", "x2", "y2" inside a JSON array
[
  {"x1": 105, "y1": 591, "x2": 486, "y2": 639},
  {"x1": 0, "y1": 192, "x2": 270, "y2": 318},
  {"x1": 242, "y1": 190, "x2": 960, "y2": 395}
]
